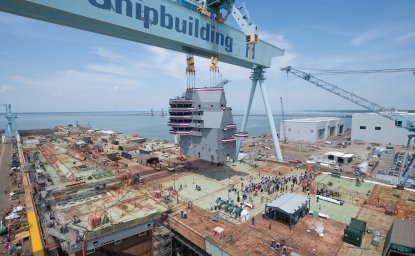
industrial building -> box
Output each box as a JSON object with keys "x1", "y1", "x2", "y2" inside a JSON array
[
  {"x1": 323, "y1": 151, "x2": 354, "y2": 165},
  {"x1": 280, "y1": 117, "x2": 345, "y2": 142},
  {"x1": 382, "y1": 219, "x2": 415, "y2": 256},
  {"x1": 351, "y1": 112, "x2": 415, "y2": 145}
]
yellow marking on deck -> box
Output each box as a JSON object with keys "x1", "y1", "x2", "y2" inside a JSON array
[
  {"x1": 28, "y1": 211, "x2": 44, "y2": 256},
  {"x1": 18, "y1": 138, "x2": 45, "y2": 256}
]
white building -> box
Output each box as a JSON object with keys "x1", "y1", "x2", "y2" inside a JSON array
[
  {"x1": 280, "y1": 117, "x2": 345, "y2": 142},
  {"x1": 323, "y1": 151, "x2": 354, "y2": 165},
  {"x1": 351, "y1": 112, "x2": 415, "y2": 145}
]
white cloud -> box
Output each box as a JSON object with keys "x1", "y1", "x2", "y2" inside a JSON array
[
  {"x1": 4, "y1": 25, "x2": 413, "y2": 112},
  {"x1": 85, "y1": 64, "x2": 130, "y2": 76},
  {"x1": 351, "y1": 30, "x2": 382, "y2": 46},
  {"x1": 147, "y1": 47, "x2": 188, "y2": 81},
  {"x1": 11, "y1": 68, "x2": 142, "y2": 95},
  {"x1": 93, "y1": 47, "x2": 127, "y2": 63},
  {"x1": 397, "y1": 31, "x2": 415, "y2": 42},
  {"x1": 260, "y1": 31, "x2": 292, "y2": 50},
  {"x1": 0, "y1": 85, "x2": 12, "y2": 93}
]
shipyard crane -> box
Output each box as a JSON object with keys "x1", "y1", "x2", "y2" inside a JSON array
[
  {"x1": 2, "y1": 104, "x2": 18, "y2": 137},
  {"x1": 281, "y1": 66, "x2": 415, "y2": 149},
  {"x1": 196, "y1": 0, "x2": 258, "y2": 47},
  {"x1": 0, "y1": 0, "x2": 285, "y2": 161}
]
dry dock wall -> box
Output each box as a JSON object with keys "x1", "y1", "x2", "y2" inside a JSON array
[{"x1": 168, "y1": 216, "x2": 206, "y2": 251}]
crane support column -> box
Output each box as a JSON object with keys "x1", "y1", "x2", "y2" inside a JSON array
[
  {"x1": 408, "y1": 135, "x2": 415, "y2": 150},
  {"x1": 236, "y1": 74, "x2": 257, "y2": 158},
  {"x1": 258, "y1": 72, "x2": 283, "y2": 162},
  {"x1": 237, "y1": 67, "x2": 283, "y2": 162}
]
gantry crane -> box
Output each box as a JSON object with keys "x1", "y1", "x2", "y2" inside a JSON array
[
  {"x1": 196, "y1": 0, "x2": 258, "y2": 47},
  {"x1": 177, "y1": 0, "x2": 282, "y2": 160},
  {"x1": 2, "y1": 104, "x2": 18, "y2": 137},
  {"x1": 0, "y1": 0, "x2": 285, "y2": 162},
  {"x1": 194, "y1": 0, "x2": 258, "y2": 86},
  {"x1": 281, "y1": 66, "x2": 415, "y2": 149}
]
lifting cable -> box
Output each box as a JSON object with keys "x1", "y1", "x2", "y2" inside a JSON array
[
  {"x1": 186, "y1": 54, "x2": 195, "y2": 89},
  {"x1": 210, "y1": 12, "x2": 220, "y2": 87}
]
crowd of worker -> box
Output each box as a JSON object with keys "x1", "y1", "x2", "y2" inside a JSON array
[{"x1": 239, "y1": 171, "x2": 311, "y2": 200}]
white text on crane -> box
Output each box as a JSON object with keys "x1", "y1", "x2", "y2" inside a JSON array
[{"x1": 88, "y1": 0, "x2": 234, "y2": 53}]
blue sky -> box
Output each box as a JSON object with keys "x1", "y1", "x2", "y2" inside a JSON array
[{"x1": 0, "y1": 0, "x2": 414, "y2": 113}]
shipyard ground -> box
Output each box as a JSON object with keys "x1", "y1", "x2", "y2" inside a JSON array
[
  {"x1": 2, "y1": 127, "x2": 415, "y2": 256},
  {"x1": 158, "y1": 165, "x2": 410, "y2": 256},
  {"x1": 0, "y1": 138, "x2": 32, "y2": 256}
]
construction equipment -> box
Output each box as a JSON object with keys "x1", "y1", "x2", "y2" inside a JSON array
[
  {"x1": 280, "y1": 97, "x2": 287, "y2": 144},
  {"x1": 1, "y1": 104, "x2": 18, "y2": 137},
  {"x1": 216, "y1": 79, "x2": 230, "y2": 87},
  {"x1": 197, "y1": 1, "x2": 258, "y2": 47},
  {"x1": 72, "y1": 215, "x2": 81, "y2": 224},
  {"x1": 186, "y1": 54, "x2": 196, "y2": 89},
  {"x1": 176, "y1": 154, "x2": 187, "y2": 162},
  {"x1": 155, "y1": 163, "x2": 162, "y2": 171},
  {"x1": 0, "y1": 220, "x2": 6, "y2": 235},
  {"x1": 281, "y1": 66, "x2": 415, "y2": 149},
  {"x1": 185, "y1": 1, "x2": 258, "y2": 86}
]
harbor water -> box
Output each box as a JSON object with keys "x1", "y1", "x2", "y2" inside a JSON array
[{"x1": 3, "y1": 111, "x2": 352, "y2": 141}]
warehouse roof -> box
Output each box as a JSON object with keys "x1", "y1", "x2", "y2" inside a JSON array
[
  {"x1": 266, "y1": 193, "x2": 308, "y2": 215},
  {"x1": 389, "y1": 219, "x2": 415, "y2": 248},
  {"x1": 324, "y1": 151, "x2": 354, "y2": 158},
  {"x1": 285, "y1": 117, "x2": 341, "y2": 123}
]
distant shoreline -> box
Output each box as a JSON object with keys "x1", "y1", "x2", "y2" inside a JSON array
[{"x1": 2, "y1": 110, "x2": 404, "y2": 115}]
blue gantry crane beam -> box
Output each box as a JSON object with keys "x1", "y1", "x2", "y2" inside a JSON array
[
  {"x1": 0, "y1": 0, "x2": 286, "y2": 161},
  {"x1": 0, "y1": 0, "x2": 282, "y2": 68},
  {"x1": 281, "y1": 66, "x2": 415, "y2": 149}
]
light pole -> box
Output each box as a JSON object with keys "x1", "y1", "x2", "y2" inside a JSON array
[{"x1": 228, "y1": 176, "x2": 231, "y2": 200}]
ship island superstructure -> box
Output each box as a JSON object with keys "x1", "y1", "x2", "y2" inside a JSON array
[{"x1": 168, "y1": 87, "x2": 246, "y2": 164}]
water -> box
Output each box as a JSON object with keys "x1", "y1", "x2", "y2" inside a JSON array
[{"x1": 2, "y1": 111, "x2": 352, "y2": 141}]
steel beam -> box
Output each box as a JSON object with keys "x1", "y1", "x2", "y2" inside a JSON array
[
  {"x1": 258, "y1": 72, "x2": 283, "y2": 162},
  {"x1": 236, "y1": 73, "x2": 257, "y2": 157},
  {"x1": 237, "y1": 67, "x2": 283, "y2": 162}
]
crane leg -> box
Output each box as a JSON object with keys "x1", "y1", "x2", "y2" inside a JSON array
[
  {"x1": 236, "y1": 77, "x2": 257, "y2": 158},
  {"x1": 258, "y1": 79, "x2": 283, "y2": 162},
  {"x1": 407, "y1": 134, "x2": 414, "y2": 150}
]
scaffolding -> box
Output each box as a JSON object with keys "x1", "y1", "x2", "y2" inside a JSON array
[{"x1": 152, "y1": 219, "x2": 173, "y2": 256}]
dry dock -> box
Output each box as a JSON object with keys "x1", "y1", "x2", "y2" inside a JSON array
[{"x1": 1, "y1": 126, "x2": 414, "y2": 256}]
